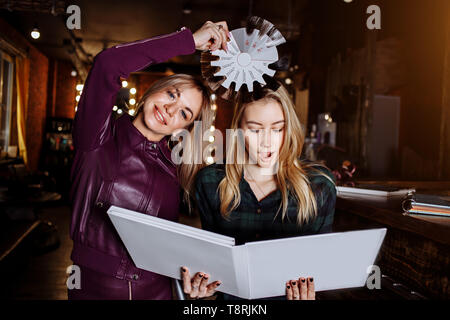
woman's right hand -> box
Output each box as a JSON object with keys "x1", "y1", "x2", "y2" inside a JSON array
[
  {"x1": 286, "y1": 277, "x2": 315, "y2": 300},
  {"x1": 181, "y1": 266, "x2": 221, "y2": 299},
  {"x1": 192, "y1": 21, "x2": 230, "y2": 52}
]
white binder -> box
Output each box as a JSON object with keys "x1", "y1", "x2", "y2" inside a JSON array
[{"x1": 107, "y1": 205, "x2": 387, "y2": 299}]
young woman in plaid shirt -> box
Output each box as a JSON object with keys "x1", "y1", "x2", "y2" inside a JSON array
[{"x1": 193, "y1": 83, "x2": 337, "y2": 300}]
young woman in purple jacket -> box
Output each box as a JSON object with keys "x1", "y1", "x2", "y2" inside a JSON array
[{"x1": 68, "y1": 21, "x2": 229, "y2": 300}]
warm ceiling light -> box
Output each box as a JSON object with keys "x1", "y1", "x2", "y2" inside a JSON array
[
  {"x1": 112, "y1": 105, "x2": 118, "y2": 111},
  {"x1": 129, "y1": 99, "x2": 136, "y2": 105},
  {"x1": 117, "y1": 109, "x2": 123, "y2": 114},
  {"x1": 211, "y1": 104, "x2": 217, "y2": 111},
  {"x1": 128, "y1": 109, "x2": 136, "y2": 116},
  {"x1": 285, "y1": 78, "x2": 292, "y2": 85},
  {"x1": 210, "y1": 125, "x2": 215, "y2": 132},
  {"x1": 210, "y1": 94, "x2": 216, "y2": 101},
  {"x1": 182, "y1": 2, "x2": 192, "y2": 14},
  {"x1": 71, "y1": 69, "x2": 77, "y2": 77},
  {"x1": 122, "y1": 81, "x2": 128, "y2": 88},
  {"x1": 206, "y1": 156, "x2": 214, "y2": 164},
  {"x1": 75, "y1": 95, "x2": 80, "y2": 102},
  {"x1": 31, "y1": 23, "x2": 40, "y2": 39},
  {"x1": 76, "y1": 84, "x2": 84, "y2": 91},
  {"x1": 208, "y1": 135, "x2": 215, "y2": 143},
  {"x1": 130, "y1": 88, "x2": 137, "y2": 95},
  {"x1": 343, "y1": 0, "x2": 353, "y2": 3}
]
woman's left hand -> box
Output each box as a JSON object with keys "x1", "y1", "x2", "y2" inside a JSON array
[
  {"x1": 181, "y1": 266, "x2": 221, "y2": 299},
  {"x1": 285, "y1": 277, "x2": 315, "y2": 300}
]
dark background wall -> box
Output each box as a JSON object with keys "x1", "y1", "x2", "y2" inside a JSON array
[
  {"x1": 0, "y1": 18, "x2": 49, "y2": 171},
  {"x1": 1, "y1": 18, "x2": 76, "y2": 171},
  {"x1": 52, "y1": 60, "x2": 77, "y2": 119},
  {"x1": 301, "y1": 0, "x2": 450, "y2": 179}
]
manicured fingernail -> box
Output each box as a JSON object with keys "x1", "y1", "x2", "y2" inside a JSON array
[
  {"x1": 287, "y1": 285, "x2": 291, "y2": 289},
  {"x1": 198, "y1": 273, "x2": 203, "y2": 278},
  {"x1": 204, "y1": 275, "x2": 209, "y2": 280},
  {"x1": 309, "y1": 278, "x2": 314, "y2": 282},
  {"x1": 301, "y1": 278, "x2": 306, "y2": 283},
  {"x1": 216, "y1": 282, "x2": 221, "y2": 286},
  {"x1": 292, "y1": 281, "x2": 296, "y2": 285},
  {"x1": 181, "y1": 267, "x2": 186, "y2": 272}
]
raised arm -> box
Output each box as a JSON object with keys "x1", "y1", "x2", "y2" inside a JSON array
[{"x1": 72, "y1": 28, "x2": 196, "y2": 151}]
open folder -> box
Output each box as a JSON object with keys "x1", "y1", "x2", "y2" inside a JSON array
[{"x1": 107, "y1": 206, "x2": 387, "y2": 299}]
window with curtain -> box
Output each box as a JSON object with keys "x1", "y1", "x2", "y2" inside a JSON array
[{"x1": 0, "y1": 50, "x2": 14, "y2": 157}]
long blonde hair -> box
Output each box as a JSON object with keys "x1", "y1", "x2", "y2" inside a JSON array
[
  {"x1": 218, "y1": 84, "x2": 330, "y2": 225},
  {"x1": 135, "y1": 74, "x2": 214, "y2": 206}
]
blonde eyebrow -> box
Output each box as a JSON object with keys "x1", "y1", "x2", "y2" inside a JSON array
[{"x1": 246, "y1": 120, "x2": 285, "y2": 125}]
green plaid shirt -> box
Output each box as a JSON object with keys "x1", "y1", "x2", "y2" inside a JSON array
[{"x1": 194, "y1": 163, "x2": 337, "y2": 245}]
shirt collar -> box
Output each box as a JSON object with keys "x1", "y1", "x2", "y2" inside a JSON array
[{"x1": 239, "y1": 169, "x2": 281, "y2": 203}]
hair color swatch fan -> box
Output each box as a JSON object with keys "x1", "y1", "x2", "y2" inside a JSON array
[{"x1": 201, "y1": 17, "x2": 287, "y2": 100}]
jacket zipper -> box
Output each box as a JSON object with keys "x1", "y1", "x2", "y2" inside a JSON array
[
  {"x1": 128, "y1": 281, "x2": 132, "y2": 300},
  {"x1": 114, "y1": 27, "x2": 187, "y2": 49}
]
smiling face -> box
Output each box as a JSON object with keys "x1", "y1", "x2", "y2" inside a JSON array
[
  {"x1": 240, "y1": 98, "x2": 285, "y2": 169},
  {"x1": 133, "y1": 86, "x2": 203, "y2": 141}
]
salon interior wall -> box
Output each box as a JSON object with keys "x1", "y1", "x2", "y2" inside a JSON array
[
  {"x1": 0, "y1": 18, "x2": 49, "y2": 172},
  {"x1": 393, "y1": 0, "x2": 450, "y2": 181},
  {"x1": 1, "y1": 17, "x2": 81, "y2": 172},
  {"x1": 302, "y1": 0, "x2": 450, "y2": 180},
  {"x1": 47, "y1": 60, "x2": 77, "y2": 120}
]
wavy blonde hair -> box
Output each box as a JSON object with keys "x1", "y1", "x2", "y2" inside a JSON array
[
  {"x1": 134, "y1": 74, "x2": 214, "y2": 206},
  {"x1": 218, "y1": 84, "x2": 331, "y2": 225}
]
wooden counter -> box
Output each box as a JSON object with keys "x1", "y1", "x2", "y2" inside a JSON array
[{"x1": 334, "y1": 187, "x2": 450, "y2": 299}]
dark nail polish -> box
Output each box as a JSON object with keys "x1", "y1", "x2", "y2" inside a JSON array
[
  {"x1": 181, "y1": 267, "x2": 186, "y2": 272},
  {"x1": 309, "y1": 277, "x2": 314, "y2": 282},
  {"x1": 301, "y1": 278, "x2": 306, "y2": 283},
  {"x1": 292, "y1": 281, "x2": 296, "y2": 285},
  {"x1": 198, "y1": 274, "x2": 203, "y2": 278},
  {"x1": 216, "y1": 282, "x2": 221, "y2": 286},
  {"x1": 287, "y1": 285, "x2": 291, "y2": 289},
  {"x1": 204, "y1": 275, "x2": 209, "y2": 280}
]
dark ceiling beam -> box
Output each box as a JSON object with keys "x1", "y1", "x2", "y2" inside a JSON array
[{"x1": 0, "y1": 0, "x2": 66, "y2": 15}]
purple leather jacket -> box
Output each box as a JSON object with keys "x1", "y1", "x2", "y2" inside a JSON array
[{"x1": 69, "y1": 28, "x2": 196, "y2": 299}]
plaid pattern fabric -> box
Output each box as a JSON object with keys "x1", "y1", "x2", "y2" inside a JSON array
[{"x1": 194, "y1": 163, "x2": 337, "y2": 245}]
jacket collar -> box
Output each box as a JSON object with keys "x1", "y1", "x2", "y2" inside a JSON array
[{"x1": 116, "y1": 115, "x2": 174, "y2": 164}]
